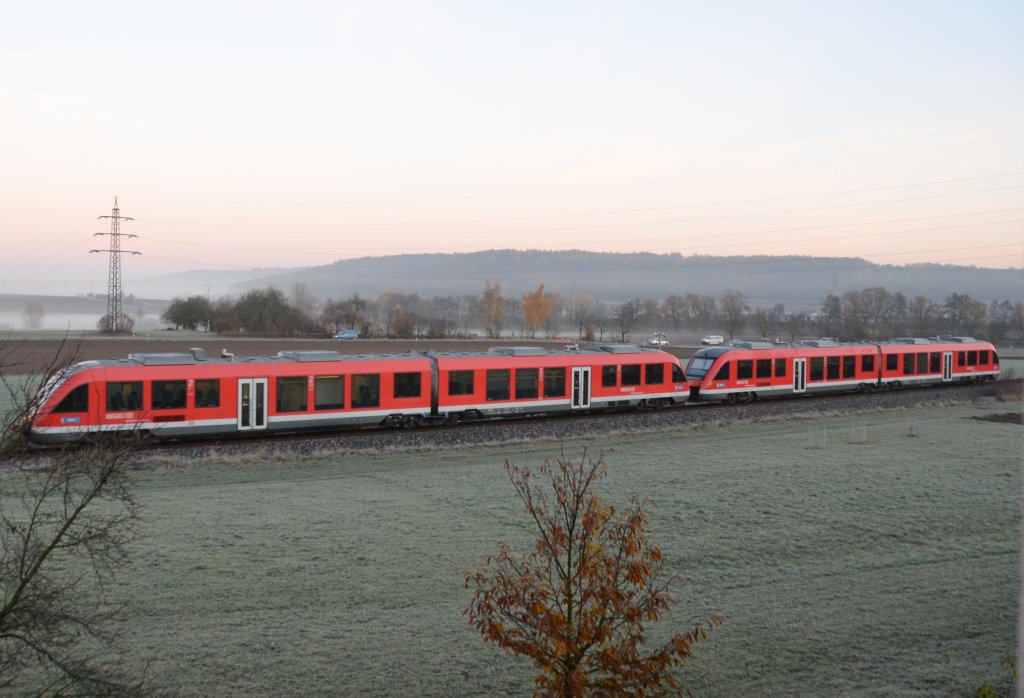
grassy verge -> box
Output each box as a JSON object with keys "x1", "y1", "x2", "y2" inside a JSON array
[{"x1": 68, "y1": 398, "x2": 1018, "y2": 696}]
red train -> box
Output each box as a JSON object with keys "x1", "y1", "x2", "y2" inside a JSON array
[
  {"x1": 27, "y1": 344, "x2": 689, "y2": 444},
  {"x1": 684, "y1": 337, "x2": 1000, "y2": 402},
  {"x1": 25, "y1": 336, "x2": 1000, "y2": 445}
]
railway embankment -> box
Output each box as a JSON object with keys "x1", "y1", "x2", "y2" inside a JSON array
[{"x1": 136, "y1": 378, "x2": 1020, "y2": 464}]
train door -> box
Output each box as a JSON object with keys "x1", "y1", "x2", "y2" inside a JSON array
[
  {"x1": 571, "y1": 367, "x2": 591, "y2": 409},
  {"x1": 942, "y1": 352, "x2": 953, "y2": 382},
  {"x1": 237, "y1": 378, "x2": 268, "y2": 431},
  {"x1": 793, "y1": 358, "x2": 807, "y2": 394}
]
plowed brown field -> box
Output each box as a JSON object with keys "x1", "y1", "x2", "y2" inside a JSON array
[{"x1": 2, "y1": 336, "x2": 693, "y2": 374}]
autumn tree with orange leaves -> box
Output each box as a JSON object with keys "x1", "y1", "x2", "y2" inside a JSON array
[
  {"x1": 463, "y1": 448, "x2": 721, "y2": 696},
  {"x1": 522, "y1": 284, "x2": 553, "y2": 338}
]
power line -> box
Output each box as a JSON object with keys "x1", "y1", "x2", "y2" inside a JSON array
[
  {"x1": 132, "y1": 170, "x2": 1024, "y2": 231},
  {"x1": 127, "y1": 132, "x2": 1024, "y2": 206}
]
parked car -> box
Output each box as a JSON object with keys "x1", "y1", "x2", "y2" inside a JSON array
[
  {"x1": 334, "y1": 329, "x2": 359, "y2": 340},
  {"x1": 647, "y1": 335, "x2": 669, "y2": 347},
  {"x1": 701, "y1": 335, "x2": 724, "y2": 345}
]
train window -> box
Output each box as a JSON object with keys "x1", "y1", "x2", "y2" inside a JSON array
[
  {"x1": 980, "y1": 350, "x2": 989, "y2": 364},
  {"x1": 671, "y1": 364, "x2": 685, "y2": 382},
  {"x1": 916, "y1": 353, "x2": 928, "y2": 374},
  {"x1": 645, "y1": 364, "x2": 664, "y2": 385},
  {"x1": 826, "y1": 357, "x2": 840, "y2": 380},
  {"x1": 809, "y1": 358, "x2": 824, "y2": 381},
  {"x1": 929, "y1": 353, "x2": 940, "y2": 373},
  {"x1": 622, "y1": 364, "x2": 641, "y2": 386},
  {"x1": 543, "y1": 367, "x2": 566, "y2": 397},
  {"x1": 774, "y1": 358, "x2": 786, "y2": 378},
  {"x1": 756, "y1": 359, "x2": 771, "y2": 379},
  {"x1": 394, "y1": 372, "x2": 422, "y2": 399},
  {"x1": 151, "y1": 380, "x2": 187, "y2": 410},
  {"x1": 106, "y1": 381, "x2": 142, "y2": 411},
  {"x1": 53, "y1": 384, "x2": 89, "y2": 413},
  {"x1": 486, "y1": 369, "x2": 510, "y2": 401},
  {"x1": 713, "y1": 362, "x2": 730, "y2": 381},
  {"x1": 991, "y1": 351, "x2": 999, "y2": 365},
  {"x1": 315, "y1": 376, "x2": 345, "y2": 410},
  {"x1": 967, "y1": 350, "x2": 977, "y2": 366},
  {"x1": 842, "y1": 356, "x2": 855, "y2": 379},
  {"x1": 736, "y1": 360, "x2": 753, "y2": 380},
  {"x1": 602, "y1": 365, "x2": 617, "y2": 388},
  {"x1": 903, "y1": 354, "x2": 915, "y2": 375},
  {"x1": 886, "y1": 354, "x2": 898, "y2": 371},
  {"x1": 276, "y1": 376, "x2": 308, "y2": 412},
  {"x1": 515, "y1": 369, "x2": 539, "y2": 399},
  {"x1": 195, "y1": 379, "x2": 220, "y2": 408},
  {"x1": 352, "y1": 374, "x2": 380, "y2": 408},
  {"x1": 957, "y1": 351, "x2": 965, "y2": 366},
  {"x1": 861, "y1": 355, "x2": 875, "y2": 373},
  {"x1": 448, "y1": 370, "x2": 474, "y2": 395}
]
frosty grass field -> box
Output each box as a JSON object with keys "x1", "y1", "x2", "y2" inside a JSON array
[{"x1": 3, "y1": 366, "x2": 1021, "y2": 696}]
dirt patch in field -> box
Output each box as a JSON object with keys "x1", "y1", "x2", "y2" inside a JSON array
[{"x1": 969, "y1": 412, "x2": 1024, "y2": 426}]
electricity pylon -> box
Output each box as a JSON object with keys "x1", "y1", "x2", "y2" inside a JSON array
[{"x1": 91, "y1": 197, "x2": 140, "y2": 333}]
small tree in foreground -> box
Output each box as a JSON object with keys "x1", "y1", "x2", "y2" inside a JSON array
[
  {"x1": 463, "y1": 448, "x2": 721, "y2": 696},
  {"x1": 0, "y1": 338, "x2": 155, "y2": 695}
]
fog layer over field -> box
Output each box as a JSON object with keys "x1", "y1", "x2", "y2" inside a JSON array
[{"x1": 30, "y1": 400, "x2": 1009, "y2": 696}]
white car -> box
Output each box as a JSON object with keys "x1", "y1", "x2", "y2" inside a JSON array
[
  {"x1": 701, "y1": 335, "x2": 724, "y2": 345},
  {"x1": 647, "y1": 336, "x2": 669, "y2": 347}
]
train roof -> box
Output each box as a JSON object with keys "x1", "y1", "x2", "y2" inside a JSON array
[
  {"x1": 428, "y1": 343, "x2": 665, "y2": 359},
  {"x1": 693, "y1": 336, "x2": 989, "y2": 356},
  {"x1": 72, "y1": 343, "x2": 669, "y2": 370}
]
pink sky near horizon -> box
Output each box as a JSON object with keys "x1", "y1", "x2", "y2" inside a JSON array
[{"x1": 1, "y1": 2, "x2": 1022, "y2": 298}]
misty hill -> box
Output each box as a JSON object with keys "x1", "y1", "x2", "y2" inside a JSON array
[{"x1": 229, "y1": 250, "x2": 1023, "y2": 309}]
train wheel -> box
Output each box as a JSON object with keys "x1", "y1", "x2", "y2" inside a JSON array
[
  {"x1": 726, "y1": 393, "x2": 737, "y2": 405},
  {"x1": 403, "y1": 415, "x2": 421, "y2": 429}
]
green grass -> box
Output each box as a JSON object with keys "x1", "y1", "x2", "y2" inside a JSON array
[
  {"x1": 79, "y1": 399, "x2": 1020, "y2": 696},
  {"x1": 2, "y1": 378, "x2": 1020, "y2": 695}
]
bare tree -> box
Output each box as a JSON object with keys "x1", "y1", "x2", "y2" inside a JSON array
[
  {"x1": 482, "y1": 280, "x2": 505, "y2": 339},
  {"x1": 542, "y1": 291, "x2": 564, "y2": 339},
  {"x1": 613, "y1": 299, "x2": 640, "y2": 342},
  {"x1": 573, "y1": 294, "x2": 597, "y2": 340},
  {"x1": 592, "y1": 303, "x2": 611, "y2": 341},
  {"x1": 290, "y1": 282, "x2": 319, "y2": 321},
  {"x1": 718, "y1": 290, "x2": 749, "y2": 340},
  {"x1": 661, "y1": 295, "x2": 686, "y2": 330},
  {"x1": 21, "y1": 302, "x2": 45, "y2": 330},
  {"x1": 783, "y1": 311, "x2": 808, "y2": 341},
  {"x1": 0, "y1": 339, "x2": 155, "y2": 695}
]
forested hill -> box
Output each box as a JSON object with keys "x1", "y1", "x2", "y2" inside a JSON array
[{"x1": 229, "y1": 250, "x2": 1022, "y2": 307}]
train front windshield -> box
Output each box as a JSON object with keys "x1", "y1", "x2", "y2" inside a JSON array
[{"x1": 685, "y1": 356, "x2": 716, "y2": 380}]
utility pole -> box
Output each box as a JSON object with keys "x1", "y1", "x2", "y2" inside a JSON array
[{"x1": 91, "y1": 197, "x2": 140, "y2": 333}]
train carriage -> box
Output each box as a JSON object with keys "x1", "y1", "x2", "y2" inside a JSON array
[
  {"x1": 685, "y1": 337, "x2": 999, "y2": 402},
  {"x1": 432, "y1": 344, "x2": 688, "y2": 421},
  {"x1": 684, "y1": 340, "x2": 880, "y2": 402},
  {"x1": 877, "y1": 337, "x2": 1000, "y2": 387},
  {"x1": 30, "y1": 349, "x2": 436, "y2": 444}
]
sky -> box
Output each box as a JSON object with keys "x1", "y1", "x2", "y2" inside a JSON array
[{"x1": 1, "y1": 0, "x2": 1022, "y2": 298}]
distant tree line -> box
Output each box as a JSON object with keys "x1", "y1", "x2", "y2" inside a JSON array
[{"x1": 162, "y1": 281, "x2": 1024, "y2": 343}]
